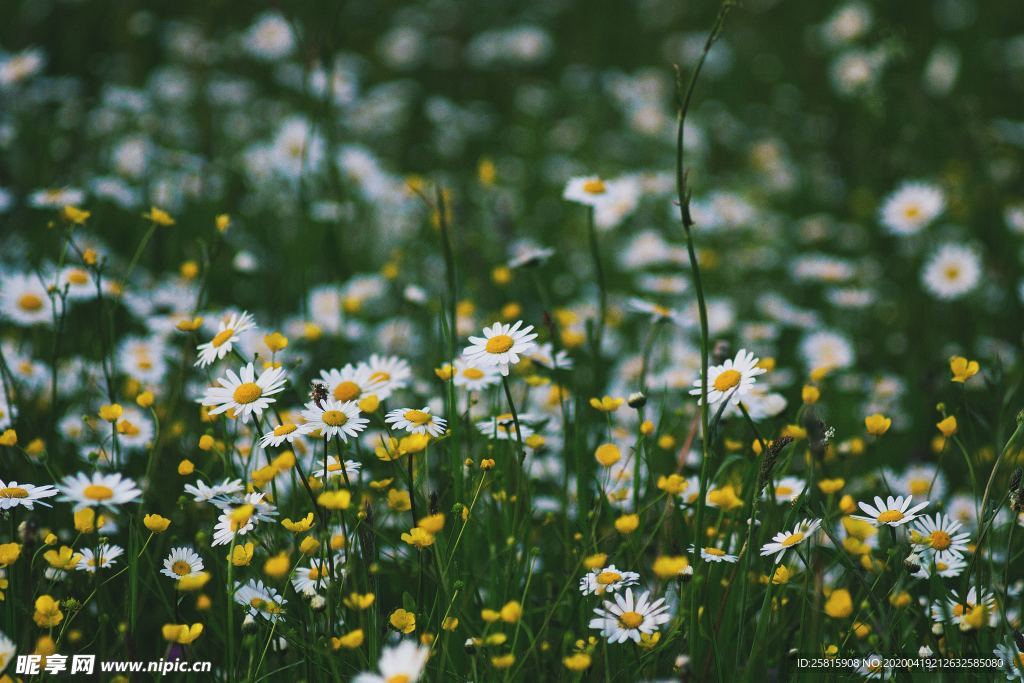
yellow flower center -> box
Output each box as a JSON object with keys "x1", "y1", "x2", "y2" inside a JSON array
[
  {"x1": 308, "y1": 567, "x2": 322, "y2": 580},
  {"x1": 369, "y1": 370, "x2": 390, "y2": 383},
  {"x1": 212, "y1": 328, "x2": 235, "y2": 347},
  {"x1": 944, "y1": 265, "x2": 960, "y2": 280},
  {"x1": 704, "y1": 547, "x2": 725, "y2": 556},
  {"x1": 909, "y1": 478, "x2": 930, "y2": 496},
  {"x1": 322, "y1": 410, "x2": 348, "y2": 426},
  {"x1": 618, "y1": 611, "x2": 643, "y2": 629},
  {"x1": 83, "y1": 484, "x2": 114, "y2": 501},
  {"x1": 930, "y1": 530, "x2": 952, "y2": 551},
  {"x1": 485, "y1": 334, "x2": 514, "y2": 354},
  {"x1": 713, "y1": 369, "x2": 742, "y2": 392},
  {"x1": 876, "y1": 509, "x2": 904, "y2": 524},
  {"x1": 596, "y1": 571, "x2": 622, "y2": 585},
  {"x1": 775, "y1": 485, "x2": 793, "y2": 497},
  {"x1": 404, "y1": 409, "x2": 431, "y2": 425},
  {"x1": 583, "y1": 179, "x2": 606, "y2": 194},
  {"x1": 333, "y1": 381, "x2": 360, "y2": 401},
  {"x1": 386, "y1": 676, "x2": 410, "y2": 683},
  {"x1": 172, "y1": 560, "x2": 192, "y2": 576},
  {"x1": 274, "y1": 424, "x2": 297, "y2": 436},
  {"x1": 902, "y1": 204, "x2": 921, "y2": 219},
  {"x1": 233, "y1": 382, "x2": 262, "y2": 404},
  {"x1": 18, "y1": 293, "x2": 43, "y2": 311},
  {"x1": 67, "y1": 269, "x2": 89, "y2": 285},
  {"x1": 327, "y1": 461, "x2": 341, "y2": 472},
  {"x1": 462, "y1": 368, "x2": 485, "y2": 379},
  {"x1": 0, "y1": 487, "x2": 29, "y2": 499},
  {"x1": 781, "y1": 532, "x2": 805, "y2": 547}
]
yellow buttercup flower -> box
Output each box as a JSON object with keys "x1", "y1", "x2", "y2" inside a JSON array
[
  {"x1": 229, "y1": 543, "x2": 255, "y2": 567},
  {"x1": 500, "y1": 600, "x2": 522, "y2": 623},
  {"x1": 282, "y1": 513, "x2": 315, "y2": 533},
  {"x1": 33, "y1": 595, "x2": 64, "y2": 627},
  {"x1": 317, "y1": 490, "x2": 351, "y2": 510},
  {"x1": 162, "y1": 623, "x2": 203, "y2": 644},
  {"x1": 0, "y1": 543, "x2": 22, "y2": 567},
  {"x1": 142, "y1": 206, "x2": 175, "y2": 226},
  {"x1": 343, "y1": 592, "x2": 375, "y2": 610},
  {"x1": 177, "y1": 572, "x2": 212, "y2": 592},
  {"x1": 824, "y1": 588, "x2": 852, "y2": 618},
  {"x1": 864, "y1": 414, "x2": 891, "y2": 436},
  {"x1": 98, "y1": 404, "x2": 123, "y2": 422},
  {"x1": 331, "y1": 629, "x2": 364, "y2": 650},
  {"x1": 594, "y1": 443, "x2": 621, "y2": 467},
  {"x1": 949, "y1": 356, "x2": 979, "y2": 383},
  {"x1": 143, "y1": 514, "x2": 171, "y2": 533},
  {"x1": 417, "y1": 513, "x2": 445, "y2": 534},
  {"x1": 61, "y1": 205, "x2": 91, "y2": 224},
  {"x1": 936, "y1": 416, "x2": 957, "y2": 437},
  {"x1": 401, "y1": 527, "x2": 435, "y2": 549},
  {"x1": 263, "y1": 552, "x2": 290, "y2": 579},
  {"x1": 589, "y1": 395, "x2": 624, "y2": 412},
  {"x1": 389, "y1": 608, "x2": 416, "y2": 634}
]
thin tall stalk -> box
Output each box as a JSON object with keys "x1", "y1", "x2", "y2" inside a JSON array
[{"x1": 673, "y1": 0, "x2": 735, "y2": 663}]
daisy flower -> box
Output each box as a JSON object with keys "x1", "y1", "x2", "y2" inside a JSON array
[
  {"x1": 760, "y1": 519, "x2": 822, "y2": 562},
  {"x1": 627, "y1": 298, "x2": 683, "y2": 325},
  {"x1": 911, "y1": 513, "x2": 970, "y2": 561},
  {"x1": 993, "y1": 640, "x2": 1024, "y2": 681},
  {"x1": 879, "y1": 181, "x2": 944, "y2": 235},
  {"x1": 76, "y1": 544, "x2": 124, "y2": 573},
  {"x1": 463, "y1": 321, "x2": 538, "y2": 376},
  {"x1": 563, "y1": 175, "x2": 613, "y2": 207},
  {"x1": 184, "y1": 478, "x2": 244, "y2": 504},
  {"x1": 259, "y1": 422, "x2": 303, "y2": 448},
  {"x1": 200, "y1": 362, "x2": 287, "y2": 423},
  {"x1": 890, "y1": 464, "x2": 945, "y2": 499},
  {"x1": 508, "y1": 244, "x2": 555, "y2": 269},
  {"x1": 852, "y1": 495, "x2": 929, "y2": 527},
  {"x1": 195, "y1": 311, "x2": 256, "y2": 368},
  {"x1": 930, "y1": 587, "x2": 997, "y2": 627},
  {"x1": 291, "y1": 558, "x2": 337, "y2": 597},
  {"x1": 365, "y1": 354, "x2": 412, "y2": 398},
  {"x1": 0, "y1": 631, "x2": 13, "y2": 674},
  {"x1": 384, "y1": 407, "x2": 447, "y2": 437},
  {"x1": 0, "y1": 479, "x2": 58, "y2": 510},
  {"x1": 313, "y1": 456, "x2": 362, "y2": 481},
  {"x1": 921, "y1": 243, "x2": 981, "y2": 301},
  {"x1": 27, "y1": 186, "x2": 84, "y2": 208},
  {"x1": 234, "y1": 579, "x2": 286, "y2": 623},
  {"x1": 57, "y1": 472, "x2": 142, "y2": 512},
  {"x1": 212, "y1": 509, "x2": 256, "y2": 547},
  {"x1": 689, "y1": 348, "x2": 766, "y2": 407},
  {"x1": 765, "y1": 476, "x2": 805, "y2": 503},
  {"x1": 588, "y1": 588, "x2": 671, "y2": 644},
  {"x1": 527, "y1": 342, "x2": 574, "y2": 371},
  {"x1": 214, "y1": 492, "x2": 278, "y2": 522},
  {"x1": 298, "y1": 398, "x2": 368, "y2": 442},
  {"x1": 0, "y1": 273, "x2": 56, "y2": 326},
  {"x1": 911, "y1": 553, "x2": 967, "y2": 579},
  {"x1": 475, "y1": 414, "x2": 536, "y2": 441},
  {"x1": 161, "y1": 547, "x2": 204, "y2": 580},
  {"x1": 451, "y1": 359, "x2": 501, "y2": 390},
  {"x1": 690, "y1": 545, "x2": 739, "y2": 563},
  {"x1": 319, "y1": 364, "x2": 386, "y2": 403},
  {"x1": 579, "y1": 565, "x2": 640, "y2": 596},
  {"x1": 353, "y1": 640, "x2": 430, "y2": 683}
]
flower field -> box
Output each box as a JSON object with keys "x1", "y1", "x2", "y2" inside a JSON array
[{"x1": 2, "y1": 1, "x2": 1024, "y2": 680}]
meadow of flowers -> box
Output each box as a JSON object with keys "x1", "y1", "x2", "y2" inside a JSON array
[{"x1": 2, "y1": 1, "x2": 1024, "y2": 681}]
